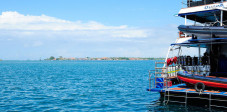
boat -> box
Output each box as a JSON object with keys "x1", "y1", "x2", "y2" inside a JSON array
[
  {"x1": 177, "y1": 71, "x2": 227, "y2": 89},
  {"x1": 178, "y1": 25, "x2": 227, "y2": 39},
  {"x1": 175, "y1": 0, "x2": 227, "y2": 89},
  {"x1": 166, "y1": 1, "x2": 227, "y2": 88},
  {"x1": 147, "y1": 0, "x2": 227, "y2": 108}
]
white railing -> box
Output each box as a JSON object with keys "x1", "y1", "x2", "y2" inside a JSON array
[
  {"x1": 148, "y1": 61, "x2": 181, "y2": 91},
  {"x1": 181, "y1": 0, "x2": 226, "y2": 8},
  {"x1": 192, "y1": 20, "x2": 227, "y2": 27},
  {"x1": 164, "y1": 90, "x2": 227, "y2": 109}
]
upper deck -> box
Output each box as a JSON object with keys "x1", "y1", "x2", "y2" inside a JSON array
[
  {"x1": 186, "y1": 0, "x2": 226, "y2": 7},
  {"x1": 179, "y1": 0, "x2": 227, "y2": 24},
  {"x1": 179, "y1": 0, "x2": 227, "y2": 15}
]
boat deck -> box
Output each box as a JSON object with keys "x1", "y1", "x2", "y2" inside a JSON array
[
  {"x1": 168, "y1": 84, "x2": 227, "y2": 96},
  {"x1": 148, "y1": 84, "x2": 227, "y2": 108}
]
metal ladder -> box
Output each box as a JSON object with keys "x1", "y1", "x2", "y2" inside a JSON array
[
  {"x1": 164, "y1": 90, "x2": 187, "y2": 106},
  {"x1": 154, "y1": 62, "x2": 168, "y2": 89},
  {"x1": 164, "y1": 90, "x2": 227, "y2": 109}
]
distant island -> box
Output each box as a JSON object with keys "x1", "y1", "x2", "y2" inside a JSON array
[{"x1": 44, "y1": 56, "x2": 164, "y2": 61}]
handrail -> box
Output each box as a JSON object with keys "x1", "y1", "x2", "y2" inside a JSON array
[
  {"x1": 204, "y1": 20, "x2": 227, "y2": 26},
  {"x1": 148, "y1": 70, "x2": 155, "y2": 90},
  {"x1": 190, "y1": 19, "x2": 227, "y2": 27},
  {"x1": 181, "y1": 0, "x2": 227, "y2": 8},
  {"x1": 149, "y1": 61, "x2": 180, "y2": 91},
  {"x1": 164, "y1": 90, "x2": 227, "y2": 109}
]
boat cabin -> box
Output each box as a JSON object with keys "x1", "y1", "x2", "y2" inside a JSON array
[{"x1": 171, "y1": 39, "x2": 227, "y2": 77}]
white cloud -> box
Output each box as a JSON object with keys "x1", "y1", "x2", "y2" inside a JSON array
[
  {"x1": 0, "y1": 11, "x2": 179, "y2": 60},
  {"x1": 32, "y1": 41, "x2": 43, "y2": 47},
  {"x1": 0, "y1": 11, "x2": 148, "y2": 38}
]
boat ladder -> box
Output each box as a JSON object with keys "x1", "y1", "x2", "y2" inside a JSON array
[
  {"x1": 164, "y1": 90, "x2": 227, "y2": 110},
  {"x1": 149, "y1": 62, "x2": 169, "y2": 90},
  {"x1": 164, "y1": 89, "x2": 187, "y2": 106}
]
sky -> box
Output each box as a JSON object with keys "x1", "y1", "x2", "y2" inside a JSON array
[{"x1": 0, "y1": 0, "x2": 185, "y2": 60}]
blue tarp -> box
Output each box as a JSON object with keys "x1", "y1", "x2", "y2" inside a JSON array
[{"x1": 155, "y1": 78, "x2": 164, "y2": 88}]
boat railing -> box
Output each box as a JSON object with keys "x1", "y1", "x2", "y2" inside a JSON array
[
  {"x1": 204, "y1": 21, "x2": 219, "y2": 27},
  {"x1": 149, "y1": 62, "x2": 167, "y2": 90},
  {"x1": 148, "y1": 70, "x2": 155, "y2": 90},
  {"x1": 164, "y1": 90, "x2": 227, "y2": 109},
  {"x1": 148, "y1": 55, "x2": 211, "y2": 90},
  {"x1": 191, "y1": 20, "x2": 226, "y2": 27},
  {"x1": 203, "y1": 20, "x2": 227, "y2": 26},
  {"x1": 148, "y1": 61, "x2": 180, "y2": 90},
  {"x1": 181, "y1": 0, "x2": 226, "y2": 8}
]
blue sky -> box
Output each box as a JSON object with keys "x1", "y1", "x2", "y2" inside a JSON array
[{"x1": 0, "y1": 0, "x2": 185, "y2": 60}]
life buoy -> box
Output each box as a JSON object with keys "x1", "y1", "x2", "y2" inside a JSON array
[
  {"x1": 170, "y1": 58, "x2": 173, "y2": 65},
  {"x1": 194, "y1": 82, "x2": 205, "y2": 92},
  {"x1": 167, "y1": 57, "x2": 177, "y2": 66},
  {"x1": 167, "y1": 58, "x2": 171, "y2": 66},
  {"x1": 173, "y1": 56, "x2": 177, "y2": 64}
]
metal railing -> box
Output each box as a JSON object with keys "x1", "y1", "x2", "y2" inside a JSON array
[
  {"x1": 164, "y1": 89, "x2": 227, "y2": 109},
  {"x1": 192, "y1": 20, "x2": 227, "y2": 27},
  {"x1": 148, "y1": 62, "x2": 168, "y2": 90},
  {"x1": 148, "y1": 61, "x2": 180, "y2": 90},
  {"x1": 148, "y1": 56, "x2": 211, "y2": 90},
  {"x1": 182, "y1": 0, "x2": 226, "y2": 8}
]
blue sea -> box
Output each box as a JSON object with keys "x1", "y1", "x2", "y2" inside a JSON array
[{"x1": 0, "y1": 61, "x2": 223, "y2": 111}]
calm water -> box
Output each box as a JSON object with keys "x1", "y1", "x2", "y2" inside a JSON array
[{"x1": 0, "y1": 61, "x2": 223, "y2": 111}]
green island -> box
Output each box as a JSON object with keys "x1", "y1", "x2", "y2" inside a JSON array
[{"x1": 44, "y1": 56, "x2": 164, "y2": 61}]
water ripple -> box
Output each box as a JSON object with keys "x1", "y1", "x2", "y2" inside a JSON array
[{"x1": 0, "y1": 61, "x2": 223, "y2": 111}]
